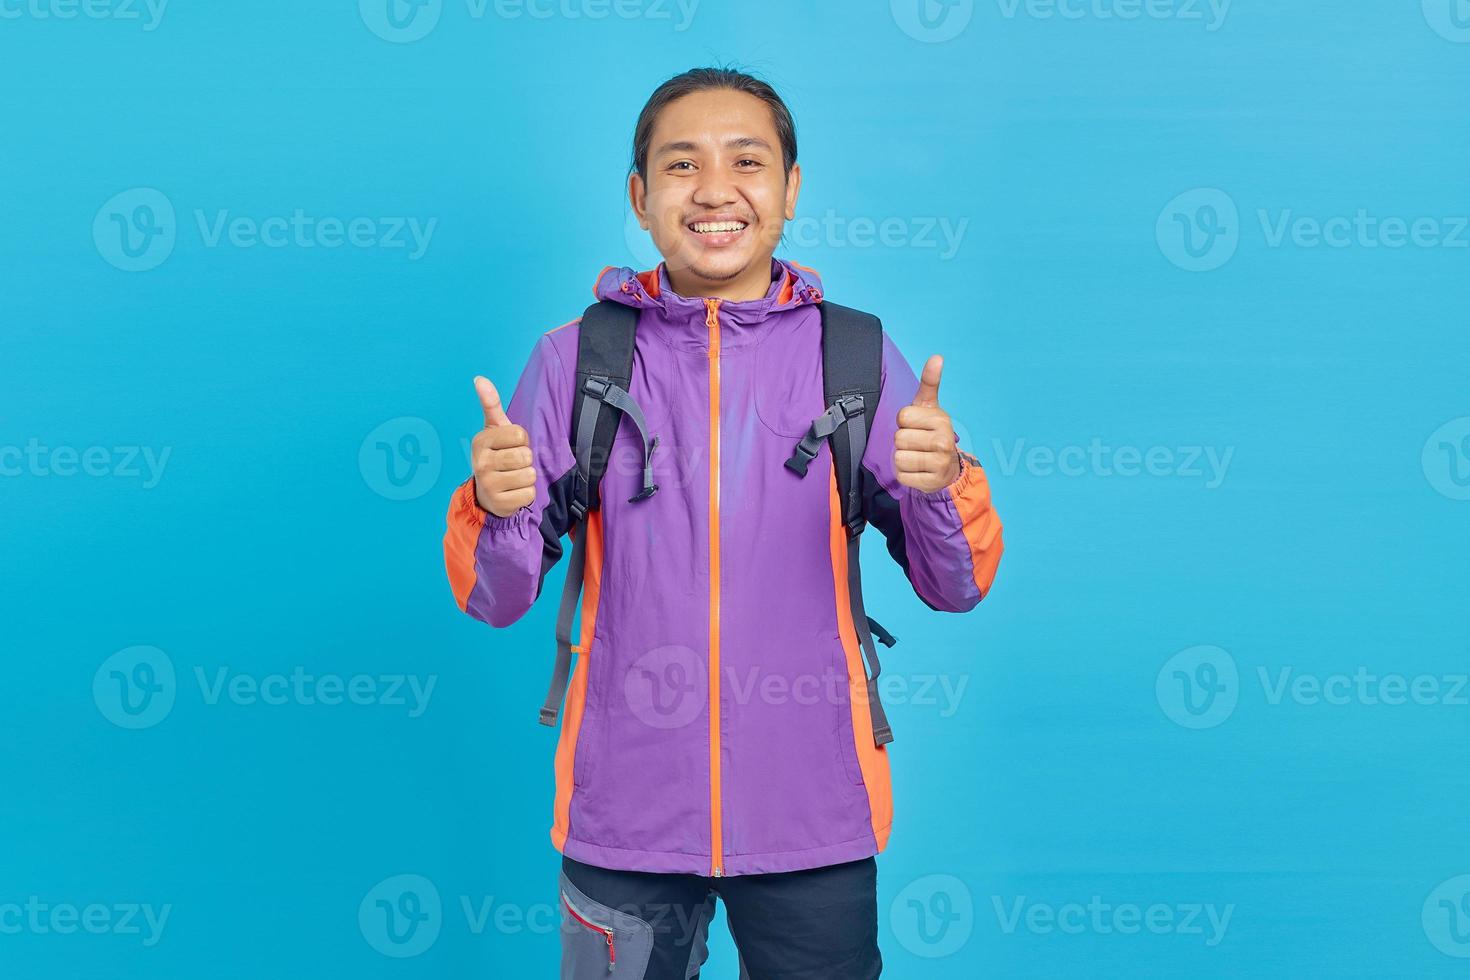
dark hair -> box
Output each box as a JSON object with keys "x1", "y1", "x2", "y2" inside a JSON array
[{"x1": 630, "y1": 67, "x2": 797, "y2": 183}]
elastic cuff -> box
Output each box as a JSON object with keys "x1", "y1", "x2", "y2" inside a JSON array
[
  {"x1": 453, "y1": 476, "x2": 531, "y2": 530},
  {"x1": 912, "y1": 451, "x2": 981, "y2": 501}
]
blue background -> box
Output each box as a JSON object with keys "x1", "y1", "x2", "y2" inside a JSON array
[{"x1": 4, "y1": 1, "x2": 1469, "y2": 976}]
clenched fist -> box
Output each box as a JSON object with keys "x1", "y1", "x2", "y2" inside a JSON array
[
  {"x1": 894, "y1": 354, "x2": 963, "y2": 494},
  {"x1": 471, "y1": 376, "x2": 537, "y2": 518}
]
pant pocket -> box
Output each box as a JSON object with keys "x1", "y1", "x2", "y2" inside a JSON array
[{"x1": 559, "y1": 870, "x2": 654, "y2": 979}]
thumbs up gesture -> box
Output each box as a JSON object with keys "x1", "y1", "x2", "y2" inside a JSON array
[
  {"x1": 471, "y1": 376, "x2": 537, "y2": 518},
  {"x1": 894, "y1": 355, "x2": 963, "y2": 493}
]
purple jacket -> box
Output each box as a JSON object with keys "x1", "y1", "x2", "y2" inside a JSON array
[{"x1": 445, "y1": 257, "x2": 1003, "y2": 876}]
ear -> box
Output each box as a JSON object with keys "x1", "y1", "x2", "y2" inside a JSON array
[
  {"x1": 628, "y1": 171, "x2": 649, "y2": 229},
  {"x1": 783, "y1": 162, "x2": 802, "y2": 220}
]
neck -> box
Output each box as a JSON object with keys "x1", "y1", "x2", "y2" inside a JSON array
[{"x1": 665, "y1": 257, "x2": 774, "y2": 303}]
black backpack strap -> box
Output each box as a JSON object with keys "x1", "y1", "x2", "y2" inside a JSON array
[
  {"x1": 540, "y1": 301, "x2": 659, "y2": 727},
  {"x1": 784, "y1": 301, "x2": 897, "y2": 747}
]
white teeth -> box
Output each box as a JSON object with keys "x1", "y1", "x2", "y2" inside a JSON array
[{"x1": 691, "y1": 221, "x2": 747, "y2": 233}]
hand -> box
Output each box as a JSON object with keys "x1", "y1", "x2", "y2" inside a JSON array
[
  {"x1": 894, "y1": 354, "x2": 963, "y2": 494},
  {"x1": 471, "y1": 376, "x2": 537, "y2": 518}
]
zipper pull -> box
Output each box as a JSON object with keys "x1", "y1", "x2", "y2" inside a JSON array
[{"x1": 605, "y1": 929, "x2": 616, "y2": 971}]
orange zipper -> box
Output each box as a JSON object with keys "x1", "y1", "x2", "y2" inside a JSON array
[
  {"x1": 704, "y1": 297, "x2": 724, "y2": 878},
  {"x1": 562, "y1": 892, "x2": 616, "y2": 971}
]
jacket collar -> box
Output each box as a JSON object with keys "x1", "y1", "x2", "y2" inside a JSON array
[{"x1": 590, "y1": 257, "x2": 824, "y2": 352}]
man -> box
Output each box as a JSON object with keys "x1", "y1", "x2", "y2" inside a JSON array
[{"x1": 444, "y1": 67, "x2": 1003, "y2": 979}]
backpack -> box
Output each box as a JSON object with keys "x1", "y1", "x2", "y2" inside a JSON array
[{"x1": 538, "y1": 299, "x2": 898, "y2": 748}]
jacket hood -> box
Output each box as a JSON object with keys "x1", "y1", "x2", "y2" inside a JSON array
[{"x1": 591, "y1": 257, "x2": 825, "y2": 327}]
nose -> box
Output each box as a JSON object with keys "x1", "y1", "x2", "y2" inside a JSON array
[{"x1": 691, "y1": 167, "x2": 738, "y2": 212}]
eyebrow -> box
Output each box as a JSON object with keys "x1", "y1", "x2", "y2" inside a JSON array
[{"x1": 652, "y1": 136, "x2": 774, "y2": 157}]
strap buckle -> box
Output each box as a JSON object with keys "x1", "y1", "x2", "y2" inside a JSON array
[
  {"x1": 784, "y1": 437, "x2": 821, "y2": 476},
  {"x1": 569, "y1": 473, "x2": 589, "y2": 522}
]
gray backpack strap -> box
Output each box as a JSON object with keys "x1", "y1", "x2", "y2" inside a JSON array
[
  {"x1": 784, "y1": 301, "x2": 897, "y2": 747},
  {"x1": 540, "y1": 301, "x2": 658, "y2": 727}
]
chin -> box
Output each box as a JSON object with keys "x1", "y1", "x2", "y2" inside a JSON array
[{"x1": 692, "y1": 249, "x2": 758, "y2": 281}]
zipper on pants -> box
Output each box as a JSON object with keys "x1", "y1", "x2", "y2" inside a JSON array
[
  {"x1": 562, "y1": 892, "x2": 617, "y2": 972},
  {"x1": 704, "y1": 297, "x2": 724, "y2": 878}
]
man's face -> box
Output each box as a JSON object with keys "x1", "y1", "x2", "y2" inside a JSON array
[{"x1": 630, "y1": 88, "x2": 801, "y2": 287}]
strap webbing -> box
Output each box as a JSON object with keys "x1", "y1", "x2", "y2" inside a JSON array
[
  {"x1": 847, "y1": 533, "x2": 894, "y2": 746},
  {"x1": 543, "y1": 377, "x2": 659, "y2": 726},
  {"x1": 835, "y1": 397, "x2": 894, "y2": 746},
  {"x1": 540, "y1": 520, "x2": 588, "y2": 726}
]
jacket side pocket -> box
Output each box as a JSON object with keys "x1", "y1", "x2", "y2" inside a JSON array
[
  {"x1": 833, "y1": 633, "x2": 870, "y2": 787},
  {"x1": 558, "y1": 870, "x2": 654, "y2": 978}
]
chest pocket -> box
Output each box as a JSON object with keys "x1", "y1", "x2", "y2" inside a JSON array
[{"x1": 753, "y1": 333, "x2": 828, "y2": 438}]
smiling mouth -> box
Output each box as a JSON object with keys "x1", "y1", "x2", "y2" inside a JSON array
[
  {"x1": 688, "y1": 220, "x2": 750, "y2": 235},
  {"x1": 684, "y1": 219, "x2": 750, "y2": 250}
]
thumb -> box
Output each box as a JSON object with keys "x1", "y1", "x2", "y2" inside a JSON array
[
  {"x1": 911, "y1": 355, "x2": 944, "y2": 408},
  {"x1": 474, "y1": 376, "x2": 511, "y2": 428}
]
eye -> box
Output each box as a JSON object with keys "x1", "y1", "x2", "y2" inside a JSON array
[
  {"x1": 667, "y1": 161, "x2": 695, "y2": 172},
  {"x1": 736, "y1": 158, "x2": 763, "y2": 168}
]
